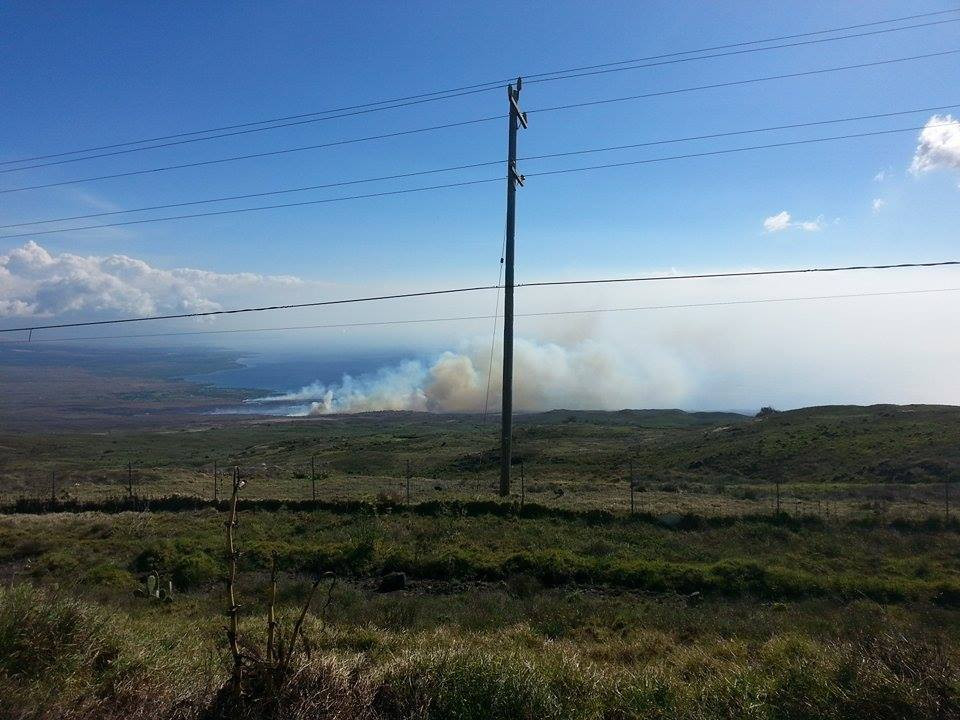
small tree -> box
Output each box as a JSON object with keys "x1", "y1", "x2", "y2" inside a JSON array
[{"x1": 218, "y1": 468, "x2": 336, "y2": 712}]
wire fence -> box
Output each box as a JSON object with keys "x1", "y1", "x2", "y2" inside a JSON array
[{"x1": 2, "y1": 460, "x2": 955, "y2": 525}]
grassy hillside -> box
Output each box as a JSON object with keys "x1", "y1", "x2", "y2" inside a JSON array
[
  {"x1": 1, "y1": 405, "x2": 957, "y2": 516},
  {"x1": 3, "y1": 404, "x2": 960, "y2": 717},
  {"x1": 2, "y1": 500, "x2": 959, "y2": 719}
]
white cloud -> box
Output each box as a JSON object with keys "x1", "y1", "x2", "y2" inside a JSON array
[
  {"x1": 763, "y1": 211, "x2": 792, "y2": 233},
  {"x1": 872, "y1": 198, "x2": 885, "y2": 213},
  {"x1": 763, "y1": 211, "x2": 822, "y2": 233},
  {"x1": 910, "y1": 114, "x2": 960, "y2": 175},
  {"x1": 0, "y1": 241, "x2": 303, "y2": 319},
  {"x1": 873, "y1": 169, "x2": 887, "y2": 182}
]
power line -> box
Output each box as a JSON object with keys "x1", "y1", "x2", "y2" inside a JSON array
[
  {"x1": 0, "y1": 178, "x2": 502, "y2": 239},
  {"x1": 3, "y1": 7, "x2": 956, "y2": 169},
  {"x1": 523, "y1": 17, "x2": 960, "y2": 86},
  {"x1": 483, "y1": 218, "x2": 508, "y2": 422},
  {"x1": 0, "y1": 115, "x2": 503, "y2": 195},
  {"x1": 522, "y1": 8, "x2": 960, "y2": 81},
  {"x1": 522, "y1": 125, "x2": 937, "y2": 181},
  {"x1": 4, "y1": 104, "x2": 956, "y2": 231},
  {"x1": 0, "y1": 122, "x2": 944, "y2": 240},
  {"x1": 2, "y1": 261, "x2": 957, "y2": 335},
  {"x1": 3, "y1": 287, "x2": 957, "y2": 345},
  {"x1": 0, "y1": 88, "x2": 506, "y2": 174},
  {"x1": 2, "y1": 48, "x2": 956, "y2": 197},
  {"x1": 526, "y1": 49, "x2": 960, "y2": 116}
]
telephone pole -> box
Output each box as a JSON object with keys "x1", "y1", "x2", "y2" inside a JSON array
[{"x1": 500, "y1": 77, "x2": 527, "y2": 497}]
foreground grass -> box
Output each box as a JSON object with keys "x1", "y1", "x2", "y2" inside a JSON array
[
  {"x1": 4, "y1": 506, "x2": 960, "y2": 604},
  {"x1": 2, "y1": 583, "x2": 958, "y2": 719}
]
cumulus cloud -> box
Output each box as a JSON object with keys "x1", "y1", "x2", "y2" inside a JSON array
[
  {"x1": 762, "y1": 211, "x2": 792, "y2": 233},
  {"x1": 0, "y1": 241, "x2": 302, "y2": 319},
  {"x1": 763, "y1": 211, "x2": 822, "y2": 233},
  {"x1": 910, "y1": 114, "x2": 960, "y2": 175},
  {"x1": 872, "y1": 198, "x2": 885, "y2": 213}
]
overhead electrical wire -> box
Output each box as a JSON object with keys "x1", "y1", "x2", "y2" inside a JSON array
[
  {"x1": 3, "y1": 287, "x2": 957, "y2": 345},
  {"x1": 2, "y1": 104, "x2": 956, "y2": 231},
  {"x1": 2, "y1": 16, "x2": 957, "y2": 173},
  {"x1": 522, "y1": 17, "x2": 960, "y2": 86},
  {"x1": 525, "y1": 49, "x2": 960, "y2": 116},
  {"x1": 1, "y1": 7, "x2": 957, "y2": 168},
  {"x1": 0, "y1": 122, "x2": 949, "y2": 240},
  {"x1": 0, "y1": 115, "x2": 503, "y2": 194},
  {"x1": 3, "y1": 47, "x2": 956, "y2": 197},
  {"x1": 2, "y1": 260, "x2": 957, "y2": 335},
  {"x1": 521, "y1": 9, "x2": 960, "y2": 81},
  {"x1": 482, "y1": 219, "x2": 509, "y2": 422}
]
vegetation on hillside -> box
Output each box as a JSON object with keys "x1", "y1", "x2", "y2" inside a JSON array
[{"x1": 2, "y1": 405, "x2": 960, "y2": 718}]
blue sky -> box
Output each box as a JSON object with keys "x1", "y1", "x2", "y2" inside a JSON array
[
  {"x1": 1, "y1": 2, "x2": 959, "y2": 410},
  {"x1": 2, "y1": 1, "x2": 958, "y2": 276}
]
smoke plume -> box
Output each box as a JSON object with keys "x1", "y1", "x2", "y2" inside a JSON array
[{"x1": 249, "y1": 337, "x2": 692, "y2": 415}]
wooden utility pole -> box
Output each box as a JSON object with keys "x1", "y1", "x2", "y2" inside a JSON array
[{"x1": 499, "y1": 77, "x2": 527, "y2": 497}]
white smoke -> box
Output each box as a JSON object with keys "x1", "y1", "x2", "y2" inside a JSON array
[{"x1": 249, "y1": 337, "x2": 692, "y2": 415}]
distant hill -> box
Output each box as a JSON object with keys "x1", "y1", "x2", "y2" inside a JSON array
[
  {"x1": 632, "y1": 404, "x2": 960, "y2": 484},
  {"x1": 519, "y1": 408, "x2": 749, "y2": 428}
]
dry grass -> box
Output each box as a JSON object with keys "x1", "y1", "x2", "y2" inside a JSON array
[{"x1": 2, "y1": 584, "x2": 958, "y2": 720}]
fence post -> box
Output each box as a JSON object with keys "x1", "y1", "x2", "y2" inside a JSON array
[
  {"x1": 213, "y1": 461, "x2": 218, "y2": 503},
  {"x1": 311, "y1": 456, "x2": 317, "y2": 502},
  {"x1": 946, "y1": 480, "x2": 951, "y2": 524},
  {"x1": 405, "y1": 460, "x2": 411, "y2": 504},
  {"x1": 127, "y1": 461, "x2": 133, "y2": 498},
  {"x1": 51, "y1": 470, "x2": 56, "y2": 504},
  {"x1": 519, "y1": 458, "x2": 525, "y2": 511},
  {"x1": 629, "y1": 460, "x2": 635, "y2": 516},
  {"x1": 477, "y1": 451, "x2": 483, "y2": 492},
  {"x1": 775, "y1": 481, "x2": 781, "y2": 516}
]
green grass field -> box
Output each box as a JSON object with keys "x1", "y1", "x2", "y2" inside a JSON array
[{"x1": 2, "y1": 405, "x2": 960, "y2": 718}]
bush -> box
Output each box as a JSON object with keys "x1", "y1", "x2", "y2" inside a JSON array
[
  {"x1": 171, "y1": 551, "x2": 219, "y2": 589},
  {"x1": 132, "y1": 540, "x2": 219, "y2": 590},
  {"x1": 84, "y1": 563, "x2": 136, "y2": 591}
]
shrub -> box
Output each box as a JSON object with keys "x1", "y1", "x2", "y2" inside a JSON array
[
  {"x1": 84, "y1": 563, "x2": 136, "y2": 591},
  {"x1": 132, "y1": 540, "x2": 219, "y2": 590},
  {"x1": 171, "y1": 551, "x2": 219, "y2": 589}
]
